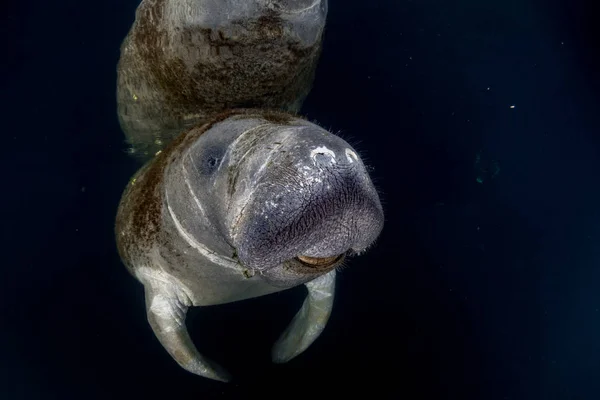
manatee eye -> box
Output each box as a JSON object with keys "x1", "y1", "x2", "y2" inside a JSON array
[
  {"x1": 195, "y1": 143, "x2": 226, "y2": 175},
  {"x1": 205, "y1": 156, "x2": 221, "y2": 173}
]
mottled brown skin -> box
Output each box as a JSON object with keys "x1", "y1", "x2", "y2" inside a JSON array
[{"x1": 116, "y1": 0, "x2": 324, "y2": 159}]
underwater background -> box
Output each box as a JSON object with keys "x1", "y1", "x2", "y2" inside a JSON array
[{"x1": 3, "y1": 0, "x2": 600, "y2": 398}]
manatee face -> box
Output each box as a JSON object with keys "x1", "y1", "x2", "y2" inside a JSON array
[{"x1": 182, "y1": 116, "x2": 383, "y2": 287}]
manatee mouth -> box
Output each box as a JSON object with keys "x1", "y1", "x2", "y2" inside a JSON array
[{"x1": 294, "y1": 254, "x2": 345, "y2": 271}]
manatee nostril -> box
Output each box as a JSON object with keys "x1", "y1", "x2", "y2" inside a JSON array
[
  {"x1": 313, "y1": 153, "x2": 332, "y2": 166},
  {"x1": 309, "y1": 146, "x2": 360, "y2": 168},
  {"x1": 345, "y1": 148, "x2": 358, "y2": 163},
  {"x1": 310, "y1": 146, "x2": 336, "y2": 166}
]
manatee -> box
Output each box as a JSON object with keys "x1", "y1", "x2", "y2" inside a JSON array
[
  {"x1": 115, "y1": 0, "x2": 384, "y2": 382},
  {"x1": 116, "y1": 109, "x2": 383, "y2": 381},
  {"x1": 117, "y1": 0, "x2": 327, "y2": 158}
]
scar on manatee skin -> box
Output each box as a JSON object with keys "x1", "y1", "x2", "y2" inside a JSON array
[{"x1": 228, "y1": 165, "x2": 240, "y2": 197}]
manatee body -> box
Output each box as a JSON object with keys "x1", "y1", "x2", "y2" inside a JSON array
[
  {"x1": 116, "y1": 109, "x2": 384, "y2": 381},
  {"x1": 115, "y1": 0, "x2": 385, "y2": 382},
  {"x1": 117, "y1": 0, "x2": 327, "y2": 158}
]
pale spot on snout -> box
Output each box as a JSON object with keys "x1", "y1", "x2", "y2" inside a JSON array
[
  {"x1": 310, "y1": 146, "x2": 336, "y2": 165},
  {"x1": 345, "y1": 148, "x2": 358, "y2": 163}
]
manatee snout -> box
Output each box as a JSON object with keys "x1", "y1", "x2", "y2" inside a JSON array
[{"x1": 231, "y1": 125, "x2": 384, "y2": 271}]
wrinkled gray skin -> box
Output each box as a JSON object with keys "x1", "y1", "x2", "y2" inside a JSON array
[
  {"x1": 117, "y1": 0, "x2": 327, "y2": 158},
  {"x1": 115, "y1": 0, "x2": 384, "y2": 383}
]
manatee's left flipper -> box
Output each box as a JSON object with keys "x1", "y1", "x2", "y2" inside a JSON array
[
  {"x1": 272, "y1": 270, "x2": 336, "y2": 363},
  {"x1": 141, "y1": 270, "x2": 232, "y2": 382}
]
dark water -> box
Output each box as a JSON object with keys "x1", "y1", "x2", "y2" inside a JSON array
[{"x1": 3, "y1": 0, "x2": 600, "y2": 398}]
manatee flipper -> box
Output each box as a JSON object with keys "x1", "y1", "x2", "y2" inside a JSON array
[
  {"x1": 272, "y1": 270, "x2": 336, "y2": 363},
  {"x1": 141, "y1": 269, "x2": 231, "y2": 382}
]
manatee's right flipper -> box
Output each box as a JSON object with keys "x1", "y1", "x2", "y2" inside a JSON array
[{"x1": 141, "y1": 271, "x2": 231, "y2": 382}]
